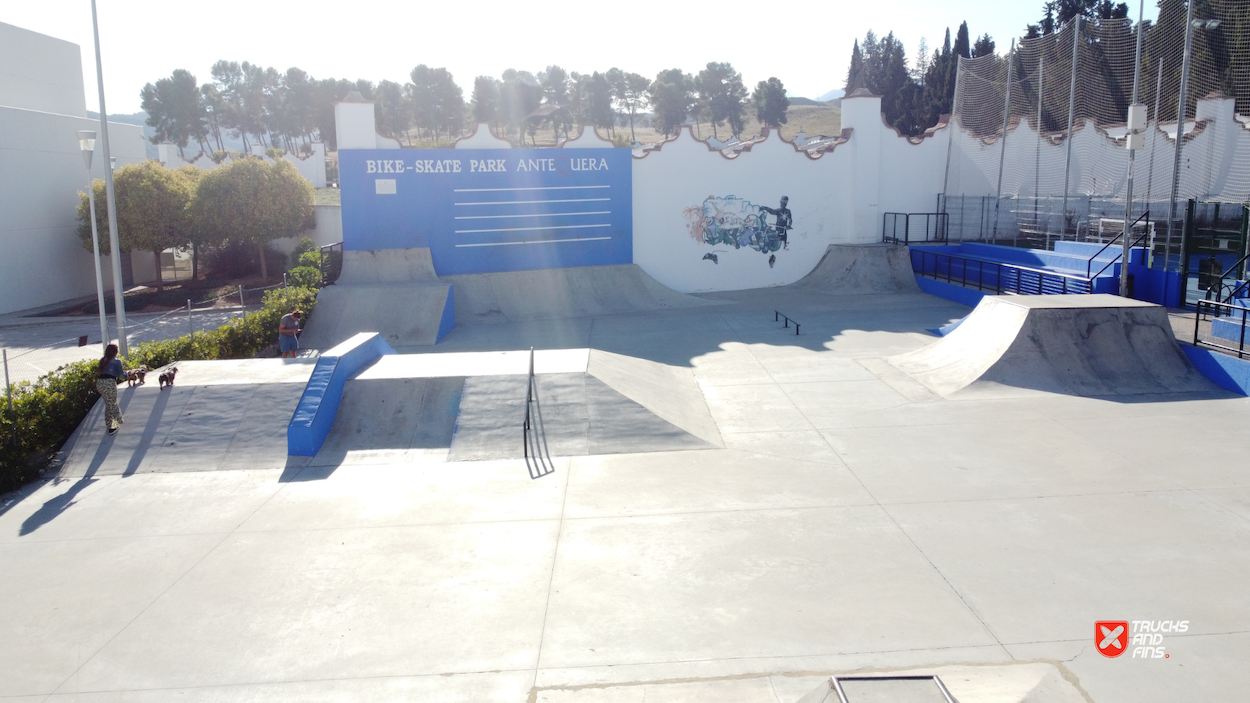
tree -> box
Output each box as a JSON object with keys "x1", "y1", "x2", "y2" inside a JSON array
[
  {"x1": 375, "y1": 79, "x2": 411, "y2": 142},
  {"x1": 540, "y1": 65, "x2": 571, "y2": 141},
  {"x1": 753, "y1": 77, "x2": 790, "y2": 128},
  {"x1": 845, "y1": 39, "x2": 866, "y2": 93},
  {"x1": 648, "y1": 68, "x2": 694, "y2": 137},
  {"x1": 585, "y1": 71, "x2": 615, "y2": 134},
  {"x1": 1035, "y1": 0, "x2": 1129, "y2": 34},
  {"x1": 191, "y1": 158, "x2": 314, "y2": 281},
  {"x1": 972, "y1": 33, "x2": 997, "y2": 58},
  {"x1": 500, "y1": 70, "x2": 542, "y2": 145},
  {"x1": 472, "y1": 75, "x2": 501, "y2": 126},
  {"x1": 605, "y1": 68, "x2": 650, "y2": 142},
  {"x1": 76, "y1": 161, "x2": 197, "y2": 292},
  {"x1": 140, "y1": 69, "x2": 208, "y2": 158},
  {"x1": 694, "y1": 62, "x2": 748, "y2": 139}
]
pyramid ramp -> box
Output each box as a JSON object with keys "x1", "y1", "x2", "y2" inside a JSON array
[
  {"x1": 889, "y1": 294, "x2": 1214, "y2": 398},
  {"x1": 794, "y1": 244, "x2": 921, "y2": 295}
]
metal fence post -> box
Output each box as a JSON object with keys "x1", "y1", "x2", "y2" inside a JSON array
[
  {"x1": 3, "y1": 349, "x2": 14, "y2": 446},
  {"x1": 187, "y1": 299, "x2": 194, "y2": 345},
  {"x1": 1061, "y1": 16, "x2": 1081, "y2": 232}
]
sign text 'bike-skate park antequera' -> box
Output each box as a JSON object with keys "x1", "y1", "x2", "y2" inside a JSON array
[{"x1": 339, "y1": 148, "x2": 633, "y2": 276}]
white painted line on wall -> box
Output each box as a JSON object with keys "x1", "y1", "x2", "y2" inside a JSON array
[
  {"x1": 455, "y1": 224, "x2": 612, "y2": 234},
  {"x1": 453, "y1": 198, "x2": 611, "y2": 206},
  {"x1": 454, "y1": 237, "x2": 613, "y2": 248},
  {"x1": 453, "y1": 185, "x2": 611, "y2": 192},
  {"x1": 455, "y1": 211, "x2": 611, "y2": 220}
]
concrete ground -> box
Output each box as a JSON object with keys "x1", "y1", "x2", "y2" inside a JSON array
[{"x1": 2, "y1": 287, "x2": 1248, "y2": 702}]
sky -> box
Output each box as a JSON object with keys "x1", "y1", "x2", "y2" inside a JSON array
[{"x1": 3, "y1": 0, "x2": 1160, "y2": 115}]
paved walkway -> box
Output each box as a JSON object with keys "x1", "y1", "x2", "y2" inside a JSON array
[
  {"x1": 2, "y1": 289, "x2": 1248, "y2": 702},
  {"x1": 0, "y1": 308, "x2": 253, "y2": 386}
]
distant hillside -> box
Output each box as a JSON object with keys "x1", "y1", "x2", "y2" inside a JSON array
[
  {"x1": 816, "y1": 88, "x2": 845, "y2": 102},
  {"x1": 89, "y1": 110, "x2": 249, "y2": 158}
]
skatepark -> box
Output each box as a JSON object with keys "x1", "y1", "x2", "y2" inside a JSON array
[{"x1": 5, "y1": 238, "x2": 1250, "y2": 703}]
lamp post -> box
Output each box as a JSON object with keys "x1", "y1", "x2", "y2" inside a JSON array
[
  {"x1": 90, "y1": 0, "x2": 127, "y2": 355},
  {"x1": 77, "y1": 131, "x2": 110, "y2": 353},
  {"x1": 1119, "y1": 0, "x2": 1147, "y2": 298}
]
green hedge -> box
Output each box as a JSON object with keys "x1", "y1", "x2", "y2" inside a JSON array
[{"x1": 0, "y1": 285, "x2": 318, "y2": 493}]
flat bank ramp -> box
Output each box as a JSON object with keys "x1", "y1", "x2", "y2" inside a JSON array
[
  {"x1": 889, "y1": 294, "x2": 1214, "y2": 398},
  {"x1": 308, "y1": 376, "x2": 462, "y2": 466},
  {"x1": 795, "y1": 244, "x2": 920, "y2": 294},
  {"x1": 443, "y1": 263, "x2": 720, "y2": 325},
  {"x1": 298, "y1": 282, "x2": 452, "y2": 350}
]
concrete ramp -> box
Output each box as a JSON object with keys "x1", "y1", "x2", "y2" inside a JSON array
[
  {"x1": 335, "y1": 248, "x2": 438, "y2": 284},
  {"x1": 298, "y1": 282, "x2": 453, "y2": 350},
  {"x1": 308, "y1": 376, "x2": 463, "y2": 466},
  {"x1": 448, "y1": 372, "x2": 714, "y2": 461},
  {"x1": 587, "y1": 349, "x2": 722, "y2": 446},
  {"x1": 796, "y1": 244, "x2": 920, "y2": 295},
  {"x1": 444, "y1": 263, "x2": 721, "y2": 325},
  {"x1": 889, "y1": 294, "x2": 1214, "y2": 398}
]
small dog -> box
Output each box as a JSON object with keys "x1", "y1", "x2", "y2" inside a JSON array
[
  {"x1": 124, "y1": 366, "x2": 148, "y2": 387},
  {"x1": 158, "y1": 367, "x2": 178, "y2": 389}
]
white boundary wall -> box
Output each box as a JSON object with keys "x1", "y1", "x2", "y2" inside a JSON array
[
  {"x1": 947, "y1": 93, "x2": 1250, "y2": 204},
  {"x1": 337, "y1": 93, "x2": 951, "y2": 293}
]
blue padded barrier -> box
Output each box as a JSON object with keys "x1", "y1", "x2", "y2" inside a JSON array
[
  {"x1": 1182, "y1": 345, "x2": 1250, "y2": 396},
  {"x1": 914, "y1": 275, "x2": 984, "y2": 308},
  {"x1": 287, "y1": 332, "x2": 397, "y2": 456}
]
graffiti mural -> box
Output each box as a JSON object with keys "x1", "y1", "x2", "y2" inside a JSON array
[{"x1": 684, "y1": 196, "x2": 792, "y2": 268}]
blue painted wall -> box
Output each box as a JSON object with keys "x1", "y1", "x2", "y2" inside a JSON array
[
  {"x1": 339, "y1": 148, "x2": 632, "y2": 275},
  {"x1": 1182, "y1": 345, "x2": 1250, "y2": 396}
]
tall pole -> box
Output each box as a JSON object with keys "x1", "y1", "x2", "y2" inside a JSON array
[
  {"x1": 993, "y1": 40, "x2": 1016, "y2": 243},
  {"x1": 1121, "y1": 2, "x2": 1147, "y2": 297},
  {"x1": 91, "y1": 0, "x2": 127, "y2": 356},
  {"x1": 87, "y1": 182, "x2": 110, "y2": 352},
  {"x1": 1165, "y1": 0, "x2": 1197, "y2": 273},
  {"x1": 1061, "y1": 16, "x2": 1082, "y2": 233},
  {"x1": 1035, "y1": 54, "x2": 1044, "y2": 227},
  {"x1": 1145, "y1": 61, "x2": 1164, "y2": 210},
  {"x1": 3, "y1": 349, "x2": 14, "y2": 446},
  {"x1": 941, "y1": 57, "x2": 965, "y2": 205}
]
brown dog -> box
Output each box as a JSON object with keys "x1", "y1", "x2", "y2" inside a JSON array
[
  {"x1": 158, "y1": 367, "x2": 178, "y2": 389},
  {"x1": 124, "y1": 366, "x2": 148, "y2": 387}
]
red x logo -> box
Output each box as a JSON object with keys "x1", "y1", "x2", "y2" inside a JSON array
[{"x1": 1096, "y1": 621, "x2": 1129, "y2": 657}]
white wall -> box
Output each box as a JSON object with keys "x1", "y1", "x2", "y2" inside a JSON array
[
  {"x1": 946, "y1": 93, "x2": 1250, "y2": 205},
  {"x1": 0, "y1": 22, "x2": 87, "y2": 117},
  {"x1": 336, "y1": 98, "x2": 955, "y2": 294},
  {"x1": 269, "y1": 204, "x2": 344, "y2": 257},
  {"x1": 0, "y1": 106, "x2": 146, "y2": 315}
]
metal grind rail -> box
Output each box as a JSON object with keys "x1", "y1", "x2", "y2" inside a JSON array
[
  {"x1": 774, "y1": 311, "x2": 801, "y2": 335},
  {"x1": 522, "y1": 347, "x2": 554, "y2": 479},
  {"x1": 1194, "y1": 300, "x2": 1249, "y2": 359},
  {"x1": 911, "y1": 249, "x2": 1098, "y2": 295}
]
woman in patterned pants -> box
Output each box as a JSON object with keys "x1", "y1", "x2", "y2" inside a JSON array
[{"x1": 96, "y1": 343, "x2": 124, "y2": 435}]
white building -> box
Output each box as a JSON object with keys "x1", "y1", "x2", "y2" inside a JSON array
[{"x1": 0, "y1": 21, "x2": 147, "y2": 315}]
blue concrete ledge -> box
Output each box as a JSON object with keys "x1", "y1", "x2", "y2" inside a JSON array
[
  {"x1": 288, "y1": 332, "x2": 397, "y2": 456},
  {"x1": 1182, "y1": 344, "x2": 1250, "y2": 396}
]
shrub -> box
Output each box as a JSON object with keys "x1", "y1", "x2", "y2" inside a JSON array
[
  {"x1": 297, "y1": 250, "x2": 322, "y2": 269},
  {"x1": 286, "y1": 266, "x2": 321, "y2": 288},
  {"x1": 290, "y1": 237, "x2": 317, "y2": 269},
  {"x1": 0, "y1": 285, "x2": 318, "y2": 493}
]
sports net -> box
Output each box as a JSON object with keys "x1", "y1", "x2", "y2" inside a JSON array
[{"x1": 942, "y1": 1, "x2": 1250, "y2": 258}]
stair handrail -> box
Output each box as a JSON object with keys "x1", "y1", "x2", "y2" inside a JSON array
[
  {"x1": 1210, "y1": 250, "x2": 1250, "y2": 303},
  {"x1": 1090, "y1": 230, "x2": 1151, "y2": 281},
  {"x1": 1085, "y1": 211, "x2": 1150, "y2": 277}
]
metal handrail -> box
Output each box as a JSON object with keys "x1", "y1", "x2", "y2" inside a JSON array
[
  {"x1": 1090, "y1": 231, "x2": 1150, "y2": 280},
  {"x1": 912, "y1": 248, "x2": 1097, "y2": 296},
  {"x1": 1211, "y1": 250, "x2": 1250, "y2": 303},
  {"x1": 883, "y1": 212, "x2": 948, "y2": 245},
  {"x1": 1194, "y1": 299, "x2": 1249, "y2": 359},
  {"x1": 523, "y1": 346, "x2": 535, "y2": 459},
  {"x1": 774, "y1": 310, "x2": 801, "y2": 335},
  {"x1": 1085, "y1": 211, "x2": 1150, "y2": 277}
]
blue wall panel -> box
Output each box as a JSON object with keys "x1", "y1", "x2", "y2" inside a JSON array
[{"x1": 339, "y1": 148, "x2": 632, "y2": 275}]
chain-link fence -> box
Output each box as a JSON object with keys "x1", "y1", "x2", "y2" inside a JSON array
[{"x1": 943, "y1": 3, "x2": 1250, "y2": 263}]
